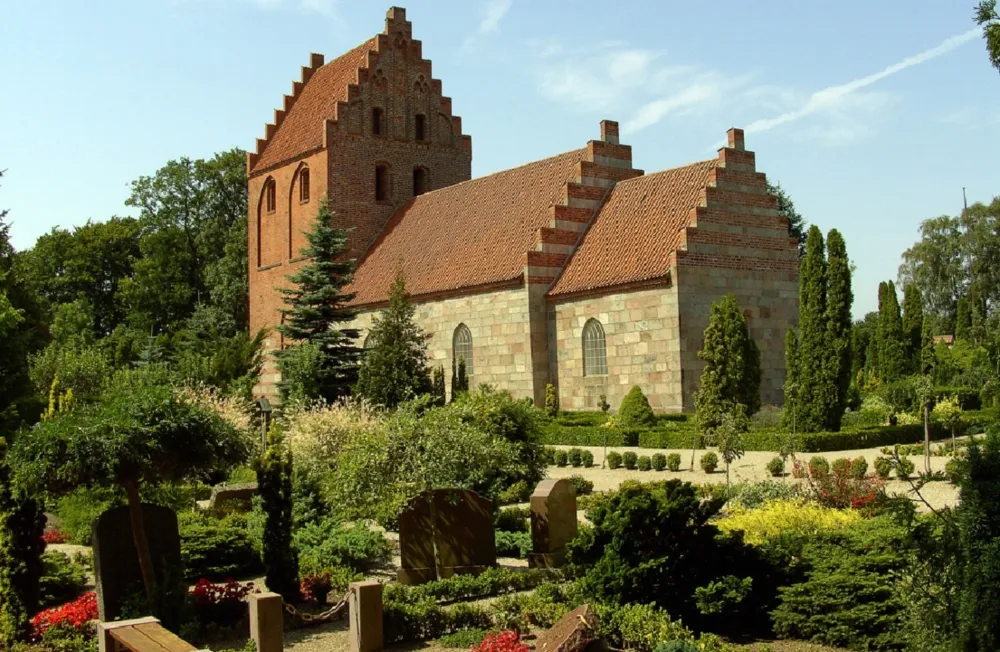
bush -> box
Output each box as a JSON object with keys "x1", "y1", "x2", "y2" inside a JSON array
[
  {"x1": 569, "y1": 476, "x2": 594, "y2": 496},
  {"x1": 623, "y1": 452, "x2": 638, "y2": 470},
  {"x1": 945, "y1": 457, "x2": 964, "y2": 483},
  {"x1": 637, "y1": 456, "x2": 652, "y2": 471},
  {"x1": 383, "y1": 597, "x2": 493, "y2": 643},
  {"x1": 581, "y1": 450, "x2": 594, "y2": 468},
  {"x1": 766, "y1": 456, "x2": 784, "y2": 477},
  {"x1": 299, "y1": 566, "x2": 361, "y2": 603},
  {"x1": 700, "y1": 452, "x2": 718, "y2": 474},
  {"x1": 666, "y1": 453, "x2": 681, "y2": 472},
  {"x1": 542, "y1": 447, "x2": 556, "y2": 465},
  {"x1": 38, "y1": 551, "x2": 87, "y2": 609},
  {"x1": 725, "y1": 480, "x2": 803, "y2": 509},
  {"x1": 495, "y1": 531, "x2": 531, "y2": 558},
  {"x1": 831, "y1": 457, "x2": 850, "y2": 475},
  {"x1": 618, "y1": 386, "x2": 656, "y2": 429},
  {"x1": 851, "y1": 456, "x2": 869, "y2": 478},
  {"x1": 896, "y1": 456, "x2": 915, "y2": 480},
  {"x1": 295, "y1": 517, "x2": 391, "y2": 574},
  {"x1": 568, "y1": 448, "x2": 583, "y2": 468},
  {"x1": 622, "y1": 428, "x2": 640, "y2": 447},
  {"x1": 495, "y1": 507, "x2": 529, "y2": 533},
  {"x1": 179, "y1": 513, "x2": 262, "y2": 581},
  {"x1": 554, "y1": 450, "x2": 568, "y2": 467},
  {"x1": 436, "y1": 628, "x2": 489, "y2": 649},
  {"x1": 808, "y1": 456, "x2": 830, "y2": 477},
  {"x1": 53, "y1": 488, "x2": 119, "y2": 545},
  {"x1": 496, "y1": 481, "x2": 531, "y2": 506},
  {"x1": 716, "y1": 499, "x2": 862, "y2": 546},
  {"x1": 652, "y1": 453, "x2": 667, "y2": 471},
  {"x1": 607, "y1": 452, "x2": 622, "y2": 470},
  {"x1": 874, "y1": 456, "x2": 892, "y2": 479}
]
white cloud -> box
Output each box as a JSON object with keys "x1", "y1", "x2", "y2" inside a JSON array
[
  {"x1": 623, "y1": 77, "x2": 727, "y2": 134},
  {"x1": 463, "y1": 0, "x2": 513, "y2": 52}
]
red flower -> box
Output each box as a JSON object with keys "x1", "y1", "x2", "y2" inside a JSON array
[
  {"x1": 190, "y1": 578, "x2": 253, "y2": 606},
  {"x1": 472, "y1": 631, "x2": 528, "y2": 652},
  {"x1": 31, "y1": 592, "x2": 98, "y2": 640},
  {"x1": 41, "y1": 530, "x2": 70, "y2": 545}
]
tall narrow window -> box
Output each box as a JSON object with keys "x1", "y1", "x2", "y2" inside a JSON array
[
  {"x1": 453, "y1": 324, "x2": 473, "y2": 378},
  {"x1": 375, "y1": 165, "x2": 389, "y2": 201},
  {"x1": 372, "y1": 107, "x2": 384, "y2": 135},
  {"x1": 413, "y1": 167, "x2": 427, "y2": 196},
  {"x1": 265, "y1": 178, "x2": 276, "y2": 213},
  {"x1": 299, "y1": 168, "x2": 310, "y2": 203},
  {"x1": 415, "y1": 113, "x2": 426, "y2": 140},
  {"x1": 582, "y1": 319, "x2": 607, "y2": 376}
]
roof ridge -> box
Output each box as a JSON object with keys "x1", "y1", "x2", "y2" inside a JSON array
[{"x1": 611, "y1": 158, "x2": 717, "y2": 188}]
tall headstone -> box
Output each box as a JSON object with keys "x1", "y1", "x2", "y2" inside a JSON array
[
  {"x1": 528, "y1": 478, "x2": 577, "y2": 568},
  {"x1": 397, "y1": 488, "x2": 496, "y2": 585},
  {"x1": 92, "y1": 504, "x2": 182, "y2": 621}
]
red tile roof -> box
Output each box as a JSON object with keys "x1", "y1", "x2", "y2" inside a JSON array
[
  {"x1": 548, "y1": 160, "x2": 717, "y2": 297},
  {"x1": 348, "y1": 149, "x2": 588, "y2": 306},
  {"x1": 252, "y1": 38, "x2": 377, "y2": 173}
]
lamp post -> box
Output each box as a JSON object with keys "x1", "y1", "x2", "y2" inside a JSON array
[{"x1": 256, "y1": 397, "x2": 272, "y2": 448}]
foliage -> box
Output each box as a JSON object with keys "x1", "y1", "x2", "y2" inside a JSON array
[
  {"x1": 976, "y1": 1, "x2": 1000, "y2": 73},
  {"x1": 896, "y1": 456, "x2": 915, "y2": 479},
  {"x1": 623, "y1": 451, "x2": 638, "y2": 470},
  {"x1": 716, "y1": 499, "x2": 861, "y2": 546},
  {"x1": 383, "y1": 596, "x2": 492, "y2": 643},
  {"x1": 29, "y1": 592, "x2": 97, "y2": 642},
  {"x1": 452, "y1": 357, "x2": 469, "y2": 398},
  {"x1": 471, "y1": 631, "x2": 526, "y2": 652},
  {"x1": 38, "y1": 553, "x2": 87, "y2": 609},
  {"x1": 355, "y1": 273, "x2": 431, "y2": 408},
  {"x1": 178, "y1": 512, "x2": 262, "y2": 581},
  {"x1": 495, "y1": 507, "x2": 528, "y2": 533},
  {"x1": 710, "y1": 406, "x2": 748, "y2": 483},
  {"x1": 294, "y1": 518, "x2": 390, "y2": 575},
  {"x1": 792, "y1": 226, "x2": 829, "y2": 432},
  {"x1": 554, "y1": 450, "x2": 568, "y2": 467},
  {"x1": 569, "y1": 475, "x2": 594, "y2": 496},
  {"x1": 766, "y1": 456, "x2": 784, "y2": 477},
  {"x1": 580, "y1": 450, "x2": 594, "y2": 468},
  {"x1": 436, "y1": 628, "x2": 489, "y2": 649},
  {"x1": 29, "y1": 347, "x2": 111, "y2": 406},
  {"x1": 823, "y1": 229, "x2": 853, "y2": 430},
  {"x1": 637, "y1": 455, "x2": 652, "y2": 471},
  {"x1": 383, "y1": 567, "x2": 568, "y2": 607},
  {"x1": 607, "y1": 452, "x2": 622, "y2": 470},
  {"x1": 768, "y1": 180, "x2": 807, "y2": 257},
  {"x1": 568, "y1": 448, "x2": 583, "y2": 467},
  {"x1": 431, "y1": 366, "x2": 446, "y2": 407},
  {"x1": 276, "y1": 200, "x2": 360, "y2": 404},
  {"x1": 666, "y1": 453, "x2": 681, "y2": 472},
  {"x1": 252, "y1": 425, "x2": 298, "y2": 600},
  {"x1": 874, "y1": 456, "x2": 893, "y2": 479},
  {"x1": 807, "y1": 456, "x2": 829, "y2": 477},
  {"x1": 544, "y1": 384, "x2": 558, "y2": 418},
  {"x1": 652, "y1": 453, "x2": 667, "y2": 471},
  {"x1": 495, "y1": 531, "x2": 531, "y2": 558},
  {"x1": 618, "y1": 386, "x2": 656, "y2": 428},
  {"x1": 723, "y1": 480, "x2": 803, "y2": 510},
  {"x1": 0, "y1": 455, "x2": 46, "y2": 645},
  {"x1": 190, "y1": 578, "x2": 253, "y2": 627},
  {"x1": 700, "y1": 452, "x2": 718, "y2": 473},
  {"x1": 299, "y1": 566, "x2": 360, "y2": 603},
  {"x1": 902, "y1": 283, "x2": 924, "y2": 367},
  {"x1": 795, "y1": 457, "x2": 885, "y2": 510}
]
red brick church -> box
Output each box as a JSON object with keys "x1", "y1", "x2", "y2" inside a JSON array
[{"x1": 248, "y1": 7, "x2": 799, "y2": 412}]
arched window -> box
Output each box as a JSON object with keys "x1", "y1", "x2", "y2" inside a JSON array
[
  {"x1": 415, "y1": 113, "x2": 426, "y2": 141},
  {"x1": 264, "y1": 177, "x2": 276, "y2": 213},
  {"x1": 299, "y1": 168, "x2": 310, "y2": 203},
  {"x1": 375, "y1": 164, "x2": 389, "y2": 201},
  {"x1": 363, "y1": 332, "x2": 376, "y2": 349},
  {"x1": 453, "y1": 324, "x2": 473, "y2": 377},
  {"x1": 413, "y1": 167, "x2": 427, "y2": 196},
  {"x1": 582, "y1": 319, "x2": 607, "y2": 376},
  {"x1": 372, "y1": 107, "x2": 384, "y2": 136}
]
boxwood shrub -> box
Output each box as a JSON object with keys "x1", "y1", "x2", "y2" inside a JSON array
[
  {"x1": 607, "y1": 452, "x2": 623, "y2": 470},
  {"x1": 652, "y1": 453, "x2": 667, "y2": 471},
  {"x1": 623, "y1": 452, "x2": 638, "y2": 470},
  {"x1": 666, "y1": 453, "x2": 682, "y2": 472},
  {"x1": 581, "y1": 450, "x2": 594, "y2": 468},
  {"x1": 637, "y1": 456, "x2": 652, "y2": 471}
]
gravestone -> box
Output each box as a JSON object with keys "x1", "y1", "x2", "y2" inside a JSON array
[
  {"x1": 528, "y1": 478, "x2": 577, "y2": 568},
  {"x1": 535, "y1": 604, "x2": 598, "y2": 652},
  {"x1": 397, "y1": 488, "x2": 496, "y2": 585},
  {"x1": 208, "y1": 482, "x2": 258, "y2": 511},
  {"x1": 92, "y1": 504, "x2": 182, "y2": 621}
]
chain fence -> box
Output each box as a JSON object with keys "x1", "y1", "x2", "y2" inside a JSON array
[{"x1": 281, "y1": 590, "x2": 351, "y2": 624}]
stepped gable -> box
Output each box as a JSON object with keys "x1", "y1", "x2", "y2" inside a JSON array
[{"x1": 548, "y1": 127, "x2": 798, "y2": 299}]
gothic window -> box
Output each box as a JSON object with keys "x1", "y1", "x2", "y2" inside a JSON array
[
  {"x1": 375, "y1": 164, "x2": 389, "y2": 201},
  {"x1": 264, "y1": 177, "x2": 276, "y2": 213},
  {"x1": 372, "y1": 107, "x2": 384, "y2": 135},
  {"x1": 363, "y1": 332, "x2": 376, "y2": 349},
  {"x1": 413, "y1": 167, "x2": 427, "y2": 196},
  {"x1": 453, "y1": 324, "x2": 473, "y2": 378},
  {"x1": 299, "y1": 168, "x2": 310, "y2": 203},
  {"x1": 582, "y1": 319, "x2": 607, "y2": 376},
  {"x1": 415, "y1": 113, "x2": 426, "y2": 141}
]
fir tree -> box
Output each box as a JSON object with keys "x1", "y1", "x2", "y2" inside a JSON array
[
  {"x1": 795, "y1": 226, "x2": 828, "y2": 432},
  {"x1": 431, "y1": 366, "x2": 446, "y2": 407},
  {"x1": 355, "y1": 273, "x2": 431, "y2": 409},
  {"x1": 253, "y1": 425, "x2": 299, "y2": 601},
  {"x1": 823, "y1": 229, "x2": 853, "y2": 430},
  {"x1": 276, "y1": 200, "x2": 360, "y2": 403},
  {"x1": 902, "y1": 283, "x2": 924, "y2": 370}
]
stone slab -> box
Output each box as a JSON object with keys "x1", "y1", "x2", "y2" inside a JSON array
[{"x1": 535, "y1": 605, "x2": 598, "y2": 652}]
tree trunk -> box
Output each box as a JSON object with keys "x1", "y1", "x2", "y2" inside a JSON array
[
  {"x1": 690, "y1": 433, "x2": 698, "y2": 471},
  {"x1": 923, "y1": 405, "x2": 931, "y2": 475},
  {"x1": 123, "y1": 480, "x2": 157, "y2": 612},
  {"x1": 726, "y1": 461, "x2": 731, "y2": 486},
  {"x1": 951, "y1": 426, "x2": 956, "y2": 459}
]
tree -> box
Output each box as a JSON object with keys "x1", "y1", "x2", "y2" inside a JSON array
[
  {"x1": 902, "y1": 283, "x2": 924, "y2": 369},
  {"x1": 911, "y1": 375, "x2": 936, "y2": 475},
  {"x1": 824, "y1": 229, "x2": 853, "y2": 430},
  {"x1": 431, "y1": 366, "x2": 446, "y2": 407},
  {"x1": 0, "y1": 445, "x2": 44, "y2": 645},
  {"x1": 451, "y1": 357, "x2": 469, "y2": 400},
  {"x1": 768, "y1": 181, "x2": 807, "y2": 258},
  {"x1": 783, "y1": 328, "x2": 800, "y2": 432},
  {"x1": 253, "y1": 425, "x2": 299, "y2": 600},
  {"x1": 933, "y1": 395, "x2": 963, "y2": 457},
  {"x1": 956, "y1": 295, "x2": 972, "y2": 342},
  {"x1": 544, "y1": 384, "x2": 559, "y2": 418},
  {"x1": 975, "y1": 1, "x2": 1000, "y2": 74},
  {"x1": 355, "y1": 273, "x2": 431, "y2": 409},
  {"x1": 851, "y1": 312, "x2": 879, "y2": 385},
  {"x1": 10, "y1": 368, "x2": 248, "y2": 613},
  {"x1": 794, "y1": 226, "x2": 828, "y2": 432},
  {"x1": 276, "y1": 200, "x2": 360, "y2": 404},
  {"x1": 712, "y1": 405, "x2": 748, "y2": 485}
]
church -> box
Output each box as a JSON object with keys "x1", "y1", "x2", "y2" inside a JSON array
[{"x1": 248, "y1": 7, "x2": 799, "y2": 412}]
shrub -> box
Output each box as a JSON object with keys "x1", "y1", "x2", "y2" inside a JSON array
[
  {"x1": 766, "y1": 456, "x2": 784, "y2": 477},
  {"x1": 30, "y1": 591, "x2": 97, "y2": 640},
  {"x1": 569, "y1": 476, "x2": 594, "y2": 496},
  {"x1": 295, "y1": 517, "x2": 391, "y2": 574},
  {"x1": 725, "y1": 480, "x2": 803, "y2": 509},
  {"x1": 607, "y1": 452, "x2": 622, "y2": 470},
  {"x1": 542, "y1": 447, "x2": 556, "y2": 465},
  {"x1": 831, "y1": 458, "x2": 850, "y2": 475},
  {"x1": 716, "y1": 499, "x2": 862, "y2": 545},
  {"x1": 254, "y1": 425, "x2": 298, "y2": 600},
  {"x1": 179, "y1": 513, "x2": 262, "y2": 581},
  {"x1": 568, "y1": 448, "x2": 583, "y2": 468},
  {"x1": 637, "y1": 456, "x2": 652, "y2": 471},
  {"x1": 496, "y1": 481, "x2": 531, "y2": 506},
  {"x1": 190, "y1": 578, "x2": 253, "y2": 627},
  {"x1": 383, "y1": 597, "x2": 492, "y2": 643},
  {"x1": 495, "y1": 531, "x2": 531, "y2": 558},
  {"x1": 436, "y1": 628, "x2": 489, "y2": 649},
  {"x1": 850, "y1": 456, "x2": 869, "y2": 478},
  {"x1": 700, "y1": 452, "x2": 718, "y2": 474},
  {"x1": 38, "y1": 551, "x2": 87, "y2": 609},
  {"x1": 945, "y1": 457, "x2": 964, "y2": 483},
  {"x1": 618, "y1": 386, "x2": 656, "y2": 429},
  {"x1": 299, "y1": 566, "x2": 361, "y2": 603},
  {"x1": 598, "y1": 602, "x2": 694, "y2": 652},
  {"x1": 652, "y1": 453, "x2": 667, "y2": 471},
  {"x1": 495, "y1": 507, "x2": 529, "y2": 533},
  {"x1": 53, "y1": 488, "x2": 118, "y2": 545},
  {"x1": 544, "y1": 384, "x2": 559, "y2": 418},
  {"x1": 581, "y1": 450, "x2": 594, "y2": 468},
  {"x1": 793, "y1": 458, "x2": 886, "y2": 510},
  {"x1": 622, "y1": 428, "x2": 641, "y2": 447},
  {"x1": 874, "y1": 456, "x2": 893, "y2": 479},
  {"x1": 554, "y1": 450, "x2": 568, "y2": 467},
  {"x1": 896, "y1": 456, "x2": 915, "y2": 480},
  {"x1": 623, "y1": 452, "x2": 638, "y2": 470},
  {"x1": 652, "y1": 643, "x2": 700, "y2": 652},
  {"x1": 808, "y1": 456, "x2": 830, "y2": 477},
  {"x1": 666, "y1": 453, "x2": 681, "y2": 472}
]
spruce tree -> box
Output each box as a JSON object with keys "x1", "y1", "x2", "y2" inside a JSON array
[
  {"x1": 276, "y1": 200, "x2": 360, "y2": 403},
  {"x1": 902, "y1": 283, "x2": 924, "y2": 370},
  {"x1": 795, "y1": 226, "x2": 828, "y2": 432},
  {"x1": 823, "y1": 229, "x2": 853, "y2": 430},
  {"x1": 355, "y1": 273, "x2": 431, "y2": 409}
]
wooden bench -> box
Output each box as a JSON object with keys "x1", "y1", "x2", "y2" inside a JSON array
[{"x1": 97, "y1": 617, "x2": 201, "y2": 652}]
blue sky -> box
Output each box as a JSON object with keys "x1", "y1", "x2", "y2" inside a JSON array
[{"x1": 2, "y1": 0, "x2": 998, "y2": 318}]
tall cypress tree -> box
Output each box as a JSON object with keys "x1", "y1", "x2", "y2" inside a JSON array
[
  {"x1": 795, "y1": 226, "x2": 828, "y2": 432},
  {"x1": 823, "y1": 229, "x2": 853, "y2": 431},
  {"x1": 276, "y1": 200, "x2": 360, "y2": 403},
  {"x1": 920, "y1": 316, "x2": 936, "y2": 377},
  {"x1": 355, "y1": 273, "x2": 431, "y2": 409},
  {"x1": 956, "y1": 295, "x2": 972, "y2": 342},
  {"x1": 902, "y1": 283, "x2": 924, "y2": 370},
  {"x1": 879, "y1": 281, "x2": 907, "y2": 383},
  {"x1": 783, "y1": 328, "x2": 800, "y2": 430}
]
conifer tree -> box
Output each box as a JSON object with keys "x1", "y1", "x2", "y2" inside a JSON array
[
  {"x1": 902, "y1": 283, "x2": 924, "y2": 370},
  {"x1": 276, "y1": 200, "x2": 360, "y2": 403},
  {"x1": 451, "y1": 357, "x2": 469, "y2": 400},
  {"x1": 956, "y1": 295, "x2": 972, "y2": 341},
  {"x1": 794, "y1": 226, "x2": 828, "y2": 432},
  {"x1": 431, "y1": 366, "x2": 446, "y2": 407},
  {"x1": 355, "y1": 273, "x2": 431, "y2": 409},
  {"x1": 920, "y1": 316, "x2": 936, "y2": 376},
  {"x1": 0, "y1": 452, "x2": 44, "y2": 646},
  {"x1": 253, "y1": 425, "x2": 299, "y2": 601},
  {"x1": 878, "y1": 281, "x2": 907, "y2": 383},
  {"x1": 783, "y1": 328, "x2": 800, "y2": 431},
  {"x1": 823, "y1": 229, "x2": 853, "y2": 430}
]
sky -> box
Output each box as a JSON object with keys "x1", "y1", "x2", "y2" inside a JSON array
[{"x1": 2, "y1": 0, "x2": 998, "y2": 318}]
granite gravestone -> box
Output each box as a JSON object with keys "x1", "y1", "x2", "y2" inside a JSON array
[
  {"x1": 528, "y1": 478, "x2": 577, "y2": 568},
  {"x1": 92, "y1": 504, "x2": 182, "y2": 621},
  {"x1": 397, "y1": 488, "x2": 496, "y2": 585},
  {"x1": 207, "y1": 482, "x2": 258, "y2": 511}
]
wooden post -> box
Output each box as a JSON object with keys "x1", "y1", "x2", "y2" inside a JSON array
[
  {"x1": 250, "y1": 592, "x2": 284, "y2": 652},
  {"x1": 349, "y1": 581, "x2": 383, "y2": 652}
]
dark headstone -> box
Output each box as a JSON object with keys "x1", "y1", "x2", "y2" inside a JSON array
[
  {"x1": 528, "y1": 478, "x2": 577, "y2": 568},
  {"x1": 397, "y1": 488, "x2": 497, "y2": 585},
  {"x1": 535, "y1": 605, "x2": 598, "y2": 652},
  {"x1": 92, "y1": 504, "x2": 181, "y2": 621},
  {"x1": 208, "y1": 482, "x2": 258, "y2": 511}
]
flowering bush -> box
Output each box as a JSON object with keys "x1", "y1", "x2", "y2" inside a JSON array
[
  {"x1": 191, "y1": 578, "x2": 254, "y2": 626},
  {"x1": 793, "y1": 458, "x2": 885, "y2": 510},
  {"x1": 472, "y1": 630, "x2": 528, "y2": 652},
  {"x1": 31, "y1": 591, "x2": 98, "y2": 640},
  {"x1": 42, "y1": 529, "x2": 70, "y2": 545},
  {"x1": 716, "y1": 499, "x2": 861, "y2": 545}
]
